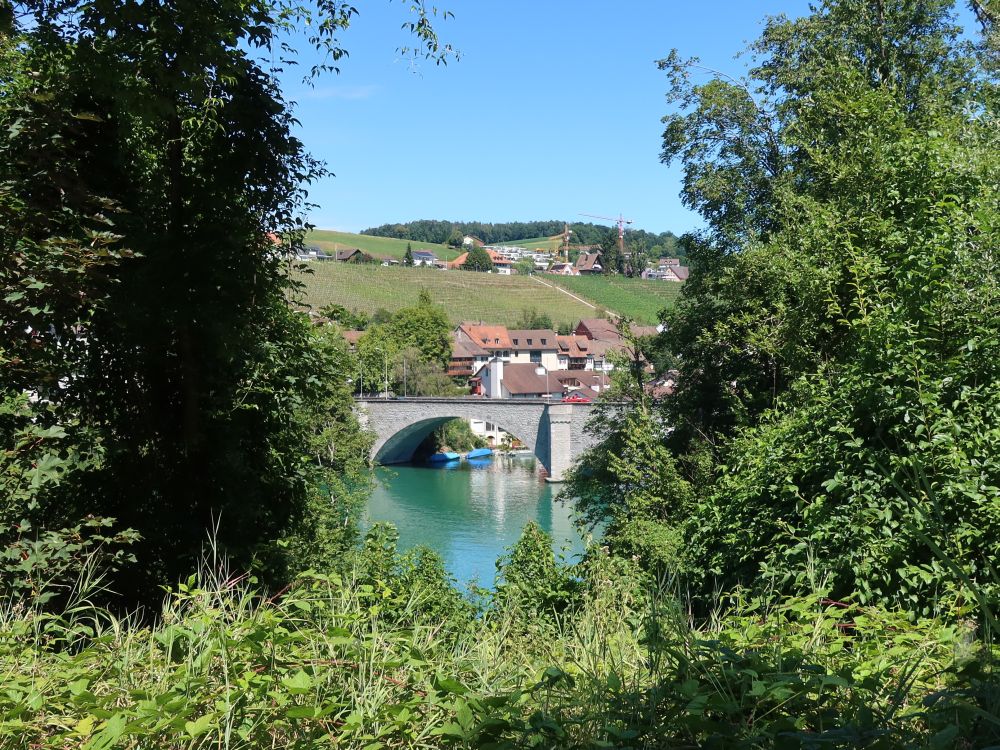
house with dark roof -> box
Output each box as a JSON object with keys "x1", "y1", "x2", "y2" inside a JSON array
[
  {"x1": 334, "y1": 248, "x2": 374, "y2": 263},
  {"x1": 471, "y1": 360, "x2": 559, "y2": 399},
  {"x1": 448, "y1": 332, "x2": 490, "y2": 378},
  {"x1": 411, "y1": 250, "x2": 437, "y2": 267},
  {"x1": 574, "y1": 252, "x2": 603, "y2": 275},
  {"x1": 574, "y1": 318, "x2": 620, "y2": 342}
]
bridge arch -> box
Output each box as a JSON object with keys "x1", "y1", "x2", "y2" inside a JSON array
[{"x1": 372, "y1": 414, "x2": 543, "y2": 466}]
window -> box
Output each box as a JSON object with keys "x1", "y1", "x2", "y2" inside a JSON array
[
  {"x1": 527, "y1": 338, "x2": 533, "y2": 345},
  {"x1": 530, "y1": 351, "x2": 541, "y2": 364}
]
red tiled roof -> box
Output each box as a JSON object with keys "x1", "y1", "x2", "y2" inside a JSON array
[
  {"x1": 458, "y1": 323, "x2": 512, "y2": 350},
  {"x1": 556, "y1": 335, "x2": 592, "y2": 357}
]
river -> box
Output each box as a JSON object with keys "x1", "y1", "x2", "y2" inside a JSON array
[{"x1": 365, "y1": 455, "x2": 590, "y2": 586}]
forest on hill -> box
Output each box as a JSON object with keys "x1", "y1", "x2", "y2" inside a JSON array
[{"x1": 362, "y1": 219, "x2": 682, "y2": 255}]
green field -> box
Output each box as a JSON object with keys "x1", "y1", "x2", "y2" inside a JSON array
[
  {"x1": 547, "y1": 274, "x2": 682, "y2": 324},
  {"x1": 296, "y1": 263, "x2": 599, "y2": 327},
  {"x1": 305, "y1": 229, "x2": 460, "y2": 261}
]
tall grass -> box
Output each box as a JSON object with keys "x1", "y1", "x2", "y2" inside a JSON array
[{"x1": 3, "y1": 524, "x2": 997, "y2": 749}]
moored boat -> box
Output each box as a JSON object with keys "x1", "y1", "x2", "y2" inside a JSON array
[
  {"x1": 428, "y1": 451, "x2": 461, "y2": 463},
  {"x1": 465, "y1": 447, "x2": 493, "y2": 459}
]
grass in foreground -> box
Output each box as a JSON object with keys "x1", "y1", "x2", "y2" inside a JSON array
[
  {"x1": 5, "y1": 525, "x2": 996, "y2": 750},
  {"x1": 295, "y1": 263, "x2": 598, "y2": 328}
]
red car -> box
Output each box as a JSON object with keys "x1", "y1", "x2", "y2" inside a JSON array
[{"x1": 562, "y1": 392, "x2": 592, "y2": 404}]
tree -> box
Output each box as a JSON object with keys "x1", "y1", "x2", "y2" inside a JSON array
[
  {"x1": 446, "y1": 227, "x2": 464, "y2": 248},
  {"x1": 403, "y1": 243, "x2": 414, "y2": 267},
  {"x1": 599, "y1": 230, "x2": 624, "y2": 274},
  {"x1": 353, "y1": 291, "x2": 452, "y2": 395},
  {"x1": 0, "y1": 0, "x2": 452, "y2": 604},
  {"x1": 514, "y1": 258, "x2": 535, "y2": 276},
  {"x1": 515, "y1": 308, "x2": 554, "y2": 330},
  {"x1": 463, "y1": 246, "x2": 494, "y2": 272},
  {"x1": 642, "y1": 0, "x2": 1000, "y2": 609}
]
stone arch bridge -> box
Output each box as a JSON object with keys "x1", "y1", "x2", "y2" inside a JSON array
[{"x1": 354, "y1": 397, "x2": 599, "y2": 482}]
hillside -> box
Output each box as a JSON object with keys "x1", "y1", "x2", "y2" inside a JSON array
[
  {"x1": 547, "y1": 275, "x2": 682, "y2": 324},
  {"x1": 295, "y1": 263, "x2": 599, "y2": 328},
  {"x1": 305, "y1": 229, "x2": 460, "y2": 262},
  {"x1": 500, "y1": 236, "x2": 563, "y2": 252}
]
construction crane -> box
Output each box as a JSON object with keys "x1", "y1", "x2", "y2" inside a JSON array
[
  {"x1": 561, "y1": 222, "x2": 572, "y2": 263},
  {"x1": 580, "y1": 212, "x2": 633, "y2": 254}
]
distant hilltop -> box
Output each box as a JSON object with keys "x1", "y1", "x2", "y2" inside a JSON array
[{"x1": 361, "y1": 219, "x2": 682, "y2": 257}]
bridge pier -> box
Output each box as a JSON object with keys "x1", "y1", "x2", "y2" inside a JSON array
[{"x1": 544, "y1": 403, "x2": 574, "y2": 482}]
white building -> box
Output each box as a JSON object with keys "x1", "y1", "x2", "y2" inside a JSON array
[{"x1": 508, "y1": 329, "x2": 560, "y2": 370}]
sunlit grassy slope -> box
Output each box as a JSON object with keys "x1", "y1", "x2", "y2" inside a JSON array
[
  {"x1": 295, "y1": 263, "x2": 598, "y2": 327},
  {"x1": 546, "y1": 275, "x2": 682, "y2": 324},
  {"x1": 305, "y1": 230, "x2": 460, "y2": 261}
]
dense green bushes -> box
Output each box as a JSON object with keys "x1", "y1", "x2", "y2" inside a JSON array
[{"x1": 3, "y1": 522, "x2": 998, "y2": 749}]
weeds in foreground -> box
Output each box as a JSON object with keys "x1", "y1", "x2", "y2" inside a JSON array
[{"x1": 0, "y1": 522, "x2": 997, "y2": 748}]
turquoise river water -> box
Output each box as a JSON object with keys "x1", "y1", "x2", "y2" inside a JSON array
[{"x1": 365, "y1": 456, "x2": 590, "y2": 586}]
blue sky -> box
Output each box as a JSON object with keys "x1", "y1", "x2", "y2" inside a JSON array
[{"x1": 277, "y1": 2, "x2": 876, "y2": 236}]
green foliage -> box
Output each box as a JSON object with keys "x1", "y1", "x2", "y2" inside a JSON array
[
  {"x1": 514, "y1": 308, "x2": 553, "y2": 330},
  {"x1": 427, "y1": 419, "x2": 486, "y2": 453},
  {"x1": 319, "y1": 303, "x2": 370, "y2": 330},
  {"x1": 362, "y1": 218, "x2": 679, "y2": 252},
  {"x1": 493, "y1": 523, "x2": 579, "y2": 619},
  {"x1": 354, "y1": 292, "x2": 453, "y2": 395},
  {"x1": 4, "y1": 532, "x2": 996, "y2": 750},
  {"x1": 614, "y1": 0, "x2": 1000, "y2": 612},
  {"x1": 463, "y1": 246, "x2": 495, "y2": 273},
  {"x1": 513, "y1": 258, "x2": 535, "y2": 276},
  {"x1": 446, "y1": 227, "x2": 464, "y2": 248}
]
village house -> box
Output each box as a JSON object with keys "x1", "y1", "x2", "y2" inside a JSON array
[
  {"x1": 642, "y1": 257, "x2": 690, "y2": 281},
  {"x1": 470, "y1": 360, "x2": 560, "y2": 399},
  {"x1": 508, "y1": 329, "x2": 560, "y2": 370},
  {"x1": 334, "y1": 248, "x2": 373, "y2": 263},
  {"x1": 453, "y1": 323, "x2": 513, "y2": 362},
  {"x1": 547, "y1": 262, "x2": 578, "y2": 276},
  {"x1": 341, "y1": 330, "x2": 364, "y2": 353},
  {"x1": 469, "y1": 359, "x2": 612, "y2": 401},
  {"x1": 411, "y1": 250, "x2": 437, "y2": 267},
  {"x1": 447, "y1": 333, "x2": 490, "y2": 378},
  {"x1": 574, "y1": 252, "x2": 603, "y2": 275}
]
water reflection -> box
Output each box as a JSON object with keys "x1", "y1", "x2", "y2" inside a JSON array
[{"x1": 365, "y1": 456, "x2": 587, "y2": 586}]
